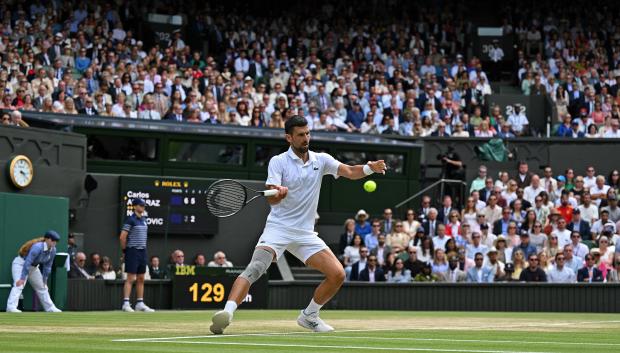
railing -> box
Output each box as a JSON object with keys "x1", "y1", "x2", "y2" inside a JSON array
[{"x1": 394, "y1": 178, "x2": 467, "y2": 215}]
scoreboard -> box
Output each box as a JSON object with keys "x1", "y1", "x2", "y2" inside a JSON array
[{"x1": 120, "y1": 176, "x2": 218, "y2": 235}]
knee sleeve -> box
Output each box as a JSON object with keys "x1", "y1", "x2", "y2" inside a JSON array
[{"x1": 239, "y1": 248, "x2": 273, "y2": 284}]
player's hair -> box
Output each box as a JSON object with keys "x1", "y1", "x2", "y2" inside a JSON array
[
  {"x1": 284, "y1": 115, "x2": 307, "y2": 134},
  {"x1": 18, "y1": 237, "x2": 45, "y2": 257}
]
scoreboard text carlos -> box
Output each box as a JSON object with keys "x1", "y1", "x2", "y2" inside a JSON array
[
  {"x1": 172, "y1": 266, "x2": 268, "y2": 309},
  {"x1": 120, "y1": 176, "x2": 218, "y2": 235}
]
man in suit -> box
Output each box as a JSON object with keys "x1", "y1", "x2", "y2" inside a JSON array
[
  {"x1": 381, "y1": 208, "x2": 394, "y2": 234},
  {"x1": 466, "y1": 253, "x2": 494, "y2": 283},
  {"x1": 311, "y1": 84, "x2": 332, "y2": 113},
  {"x1": 577, "y1": 254, "x2": 604, "y2": 282},
  {"x1": 437, "y1": 195, "x2": 458, "y2": 224},
  {"x1": 370, "y1": 234, "x2": 391, "y2": 267},
  {"x1": 148, "y1": 256, "x2": 168, "y2": 279},
  {"x1": 422, "y1": 208, "x2": 439, "y2": 238},
  {"x1": 567, "y1": 209, "x2": 591, "y2": 240},
  {"x1": 417, "y1": 195, "x2": 432, "y2": 222},
  {"x1": 165, "y1": 104, "x2": 185, "y2": 122},
  {"x1": 349, "y1": 247, "x2": 368, "y2": 281},
  {"x1": 33, "y1": 85, "x2": 48, "y2": 111},
  {"x1": 478, "y1": 178, "x2": 495, "y2": 203},
  {"x1": 358, "y1": 255, "x2": 386, "y2": 282},
  {"x1": 514, "y1": 161, "x2": 533, "y2": 190},
  {"x1": 442, "y1": 255, "x2": 467, "y2": 282},
  {"x1": 77, "y1": 97, "x2": 98, "y2": 116}
]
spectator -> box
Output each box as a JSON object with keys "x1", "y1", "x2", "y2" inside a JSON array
[
  {"x1": 67, "y1": 233, "x2": 78, "y2": 262},
  {"x1": 519, "y1": 254, "x2": 547, "y2": 282},
  {"x1": 567, "y1": 209, "x2": 591, "y2": 240},
  {"x1": 402, "y1": 209, "x2": 421, "y2": 237},
  {"x1": 69, "y1": 252, "x2": 94, "y2": 279},
  {"x1": 364, "y1": 219, "x2": 383, "y2": 252},
  {"x1": 354, "y1": 209, "x2": 371, "y2": 237},
  {"x1": 577, "y1": 254, "x2": 604, "y2": 283},
  {"x1": 562, "y1": 244, "x2": 583, "y2": 274},
  {"x1": 170, "y1": 249, "x2": 185, "y2": 267},
  {"x1": 432, "y1": 224, "x2": 449, "y2": 250},
  {"x1": 414, "y1": 263, "x2": 440, "y2": 282},
  {"x1": 551, "y1": 218, "x2": 572, "y2": 248},
  {"x1": 349, "y1": 247, "x2": 369, "y2": 281},
  {"x1": 148, "y1": 256, "x2": 168, "y2": 279},
  {"x1": 431, "y1": 249, "x2": 449, "y2": 275},
  {"x1": 441, "y1": 255, "x2": 467, "y2": 282},
  {"x1": 547, "y1": 253, "x2": 576, "y2": 283},
  {"x1": 339, "y1": 219, "x2": 357, "y2": 255},
  {"x1": 386, "y1": 258, "x2": 411, "y2": 283},
  {"x1": 8, "y1": 110, "x2": 29, "y2": 127},
  {"x1": 607, "y1": 255, "x2": 620, "y2": 283},
  {"x1": 485, "y1": 247, "x2": 506, "y2": 281},
  {"x1": 403, "y1": 246, "x2": 425, "y2": 278},
  {"x1": 601, "y1": 195, "x2": 620, "y2": 223},
  {"x1": 493, "y1": 208, "x2": 514, "y2": 236},
  {"x1": 208, "y1": 251, "x2": 233, "y2": 267},
  {"x1": 194, "y1": 253, "x2": 207, "y2": 266},
  {"x1": 416, "y1": 237, "x2": 434, "y2": 264},
  {"x1": 466, "y1": 232, "x2": 489, "y2": 259},
  {"x1": 87, "y1": 252, "x2": 101, "y2": 276},
  {"x1": 483, "y1": 196, "x2": 503, "y2": 225},
  {"x1": 470, "y1": 165, "x2": 488, "y2": 193},
  {"x1": 370, "y1": 234, "x2": 391, "y2": 266},
  {"x1": 358, "y1": 255, "x2": 386, "y2": 282},
  {"x1": 515, "y1": 231, "x2": 537, "y2": 260},
  {"x1": 466, "y1": 253, "x2": 494, "y2": 283},
  {"x1": 95, "y1": 256, "x2": 116, "y2": 280}
]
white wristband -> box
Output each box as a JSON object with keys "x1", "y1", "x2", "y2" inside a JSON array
[{"x1": 363, "y1": 164, "x2": 374, "y2": 176}]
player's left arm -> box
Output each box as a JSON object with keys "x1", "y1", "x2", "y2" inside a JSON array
[
  {"x1": 337, "y1": 160, "x2": 387, "y2": 180},
  {"x1": 41, "y1": 248, "x2": 56, "y2": 285}
]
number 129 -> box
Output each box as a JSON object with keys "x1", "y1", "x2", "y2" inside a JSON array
[{"x1": 189, "y1": 282, "x2": 225, "y2": 303}]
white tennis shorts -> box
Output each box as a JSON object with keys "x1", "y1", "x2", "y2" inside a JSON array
[{"x1": 256, "y1": 225, "x2": 329, "y2": 263}]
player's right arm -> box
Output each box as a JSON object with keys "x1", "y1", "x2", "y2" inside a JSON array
[{"x1": 265, "y1": 155, "x2": 288, "y2": 205}]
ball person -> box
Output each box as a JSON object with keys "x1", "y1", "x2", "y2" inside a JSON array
[
  {"x1": 210, "y1": 116, "x2": 386, "y2": 333},
  {"x1": 6, "y1": 231, "x2": 62, "y2": 312},
  {"x1": 119, "y1": 198, "x2": 154, "y2": 312}
]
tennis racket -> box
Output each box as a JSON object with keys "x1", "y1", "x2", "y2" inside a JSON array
[{"x1": 206, "y1": 179, "x2": 278, "y2": 218}]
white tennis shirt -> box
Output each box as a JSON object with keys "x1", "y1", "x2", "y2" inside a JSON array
[{"x1": 265, "y1": 147, "x2": 341, "y2": 233}]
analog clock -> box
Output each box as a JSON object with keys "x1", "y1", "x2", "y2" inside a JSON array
[{"x1": 8, "y1": 155, "x2": 34, "y2": 189}]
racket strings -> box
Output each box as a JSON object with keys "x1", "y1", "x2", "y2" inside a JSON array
[{"x1": 206, "y1": 181, "x2": 247, "y2": 217}]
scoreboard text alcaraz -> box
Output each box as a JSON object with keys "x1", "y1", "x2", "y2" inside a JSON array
[{"x1": 120, "y1": 176, "x2": 218, "y2": 235}]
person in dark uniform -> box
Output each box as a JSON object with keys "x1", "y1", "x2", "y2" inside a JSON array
[{"x1": 119, "y1": 198, "x2": 154, "y2": 312}]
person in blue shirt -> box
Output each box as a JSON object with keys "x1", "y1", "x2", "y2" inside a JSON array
[
  {"x1": 354, "y1": 209, "x2": 371, "y2": 237},
  {"x1": 6, "y1": 230, "x2": 62, "y2": 313},
  {"x1": 119, "y1": 198, "x2": 155, "y2": 312}
]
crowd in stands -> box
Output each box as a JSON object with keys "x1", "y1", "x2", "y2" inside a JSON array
[
  {"x1": 0, "y1": 1, "x2": 533, "y2": 138},
  {"x1": 505, "y1": 1, "x2": 620, "y2": 138},
  {"x1": 339, "y1": 161, "x2": 620, "y2": 283},
  {"x1": 66, "y1": 237, "x2": 232, "y2": 281}
]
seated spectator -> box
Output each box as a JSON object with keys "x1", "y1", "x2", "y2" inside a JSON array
[
  {"x1": 511, "y1": 249, "x2": 526, "y2": 280},
  {"x1": 148, "y1": 256, "x2": 168, "y2": 279},
  {"x1": 519, "y1": 254, "x2": 547, "y2": 282},
  {"x1": 354, "y1": 210, "x2": 371, "y2": 237},
  {"x1": 87, "y1": 252, "x2": 101, "y2": 276},
  {"x1": 577, "y1": 254, "x2": 604, "y2": 283},
  {"x1": 567, "y1": 209, "x2": 591, "y2": 240},
  {"x1": 484, "y1": 247, "x2": 505, "y2": 281},
  {"x1": 95, "y1": 256, "x2": 116, "y2": 280},
  {"x1": 358, "y1": 255, "x2": 386, "y2": 282},
  {"x1": 514, "y1": 231, "x2": 537, "y2": 259},
  {"x1": 386, "y1": 222, "x2": 409, "y2": 251},
  {"x1": 194, "y1": 253, "x2": 207, "y2": 266},
  {"x1": 69, "y1": 252, "x2": 94, "y2": 279},
  {"x1": 339, "y1": 219, "x2": 357, "y2": 255},
  {"x1": 441, "y1": 255, "x2": 467, "y2": 282},
  {"x1": 349, "y1": 247, "x2": 369, "y2": 281},
  {"x1": 370, "y1": 234, "x2": 391, "y2": 266},
  {"x1": 431, "y1": 249, "x2": 449, "y2": 275},
  {"x1": 208, "y1": 251, "x2": 233, "y2": 268},
  {"x1": 386, "y1": 258, "x2": 412, "y2": 283},
  {"x1": 547, "y1": 253, "x2": 576, "y2": 283},
  {"x1": 606, "y1": 255, "x2": 620, "y2": 283},
  {"x1": 466, "y1": 252, "x2": 494, "y2": 283},
  {"x1": 403, "y1": 246, "x2": 425, "y2": 277},
  {"x1": 170, "y1": 249, "x2": 185, "y2": 267},
  {"x1": 414, "y1": 263, "x2": 440, "y2": 282},
  {"x1": 466, "y1": 232, "x2": 489, "y2": 259}
]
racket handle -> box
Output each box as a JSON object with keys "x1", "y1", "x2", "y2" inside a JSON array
[{"x1": 262, "y1": 189, "x2": 279, "y2": 197}]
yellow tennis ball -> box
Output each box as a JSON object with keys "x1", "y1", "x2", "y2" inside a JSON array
[{"x1": 364, "y1": 180, "x2": 377, "y2": 192}]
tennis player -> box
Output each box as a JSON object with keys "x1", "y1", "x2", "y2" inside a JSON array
[{"x1": 210, "y1": 115, "x2": 386, "y2": 334}]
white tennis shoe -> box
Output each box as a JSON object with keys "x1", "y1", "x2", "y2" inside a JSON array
[
  {"x1": 135, "y1": 302, "x2": 155, "y2": 312},
  {"x1": 121, "y1": 303, "x2": 134, "y2": 312},
  {"x1": 297, "y1": 310, "x2": 334, "y2": 332},
  {"x1": 47, "y1": 307, "x2": 62, "y2": 313},
  {"x1": 6, "y1": 308, "x2": 21, "y2": 313},
  {"x1": 210, "y1": 310, "x2": 232, "y2": 335}
]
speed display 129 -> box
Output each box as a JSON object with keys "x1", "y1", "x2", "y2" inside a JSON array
[{"x1": 120, "y1": 176, "x2": 218, "y2": 235}]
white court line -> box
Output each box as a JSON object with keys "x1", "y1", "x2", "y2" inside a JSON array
[
  {"x1": 278, "y1": 334, "x2": 620, "y2": 347},
  {"x1": 140, "y1": 340, "x2": 558, "y2": 353},
  {"x1": 112, "y1": 319, "x2": 620, "y2": 343}
]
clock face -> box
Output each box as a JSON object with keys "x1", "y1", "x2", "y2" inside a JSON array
[{"x1": 9, "y1": 155, "x2": 34, "y2": 189}]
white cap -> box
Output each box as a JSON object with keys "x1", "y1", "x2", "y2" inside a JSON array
[{"x1": 356, "y1": 209, "x2": 369, "y2": 218}]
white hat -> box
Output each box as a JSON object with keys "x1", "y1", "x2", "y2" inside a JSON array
[{"x1": 356, "y1": 209, "x2": 369, "y2": 218}]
